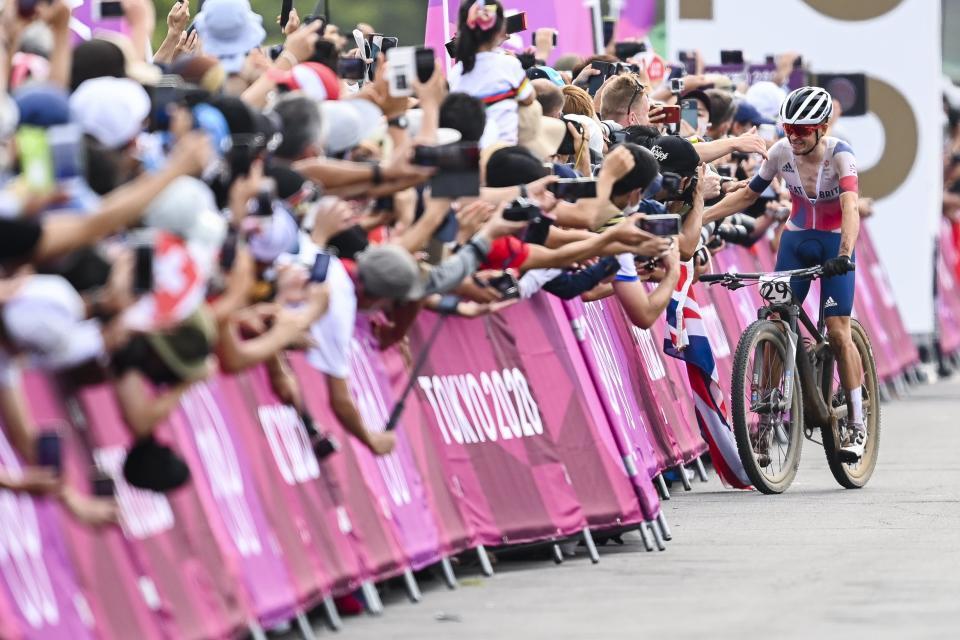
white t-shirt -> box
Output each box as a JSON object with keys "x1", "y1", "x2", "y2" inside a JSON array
[
  {"x1": 2, "y1": 275, "x2": 105, "y2": 370},
  {"x1": 449, "y1": 51, "x2": 533, "y2": 145},
  {"x1": 306, "y1": 254, "x2": 356, "y2": 379}
]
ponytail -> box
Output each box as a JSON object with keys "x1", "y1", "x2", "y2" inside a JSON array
[{"x1": 455, "y1": 0, "x2": 505, "y2": 74}]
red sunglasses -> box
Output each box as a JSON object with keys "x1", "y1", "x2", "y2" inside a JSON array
[{"x1": 783, "y1": 123, "x2": 818, "y2": 137}]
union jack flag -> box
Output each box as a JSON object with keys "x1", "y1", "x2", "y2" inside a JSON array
[{"x1": 664, "y1": 260, "x2": 752, "y2": 490}]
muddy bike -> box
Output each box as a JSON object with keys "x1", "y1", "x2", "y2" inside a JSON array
[{"x1": 699, "y1": 266, "x2": 880, "y2": 494}]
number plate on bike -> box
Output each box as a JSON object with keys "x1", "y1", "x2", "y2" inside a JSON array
[{"x1": 759, "y1": 274, "x2": 794, "y2": 304}]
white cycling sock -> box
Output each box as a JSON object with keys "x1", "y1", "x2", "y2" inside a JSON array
[{"x1": 848, "y1": 387, "x2": 864, "y2": 426}]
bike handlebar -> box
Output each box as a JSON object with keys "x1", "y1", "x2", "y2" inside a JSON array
[{"x1": 699, "y1": 266, "x2": 824, "y2": 284}]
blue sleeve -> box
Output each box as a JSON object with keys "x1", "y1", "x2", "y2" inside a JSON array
[
  {"x1": 749, "y1": 174, "x2": 772, "y2": 193},
  {"x1": 637, "y1": 199, "x2": 667, "y2": 215},
  {"x1": 542, "y1": 258, "x2": 619, "y2": 299}
]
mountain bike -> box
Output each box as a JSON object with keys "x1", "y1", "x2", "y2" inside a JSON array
[{"x1": 699, "y1": 266, "x2": 880, "y2": 494}]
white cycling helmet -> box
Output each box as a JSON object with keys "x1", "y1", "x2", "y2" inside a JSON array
[{"x1": 779, "y1": 86, "x2": 833, "y2": 125}]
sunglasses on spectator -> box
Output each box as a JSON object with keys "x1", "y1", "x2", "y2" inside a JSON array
[
  {"x1": 783, "y1": 123, "x2": 819, "y2": 137},
  {"x1": 626, "y1": 80, "x2": 645, "y2": 116}
]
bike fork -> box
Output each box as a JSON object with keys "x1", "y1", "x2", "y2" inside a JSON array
[{"x1": 772, "y1": 319, "x2": 800, "y2": 412}]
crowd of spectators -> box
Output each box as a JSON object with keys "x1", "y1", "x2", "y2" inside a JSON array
[{"x1": 0, "y1": 0, "x2": 885, "y2": 526}]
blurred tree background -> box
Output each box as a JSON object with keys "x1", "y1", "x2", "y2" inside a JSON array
[{"x1": 151, "y1": 0, "x2": 429, "y2": 49}]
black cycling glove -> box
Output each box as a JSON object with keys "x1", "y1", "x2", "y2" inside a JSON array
[{"x1": 822, "y1": 255, "x2": 855, "y2": 277}]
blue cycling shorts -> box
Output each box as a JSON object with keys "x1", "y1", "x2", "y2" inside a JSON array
[{"x1": 775, "y1": 229, "x2": 855, "y2": 317}]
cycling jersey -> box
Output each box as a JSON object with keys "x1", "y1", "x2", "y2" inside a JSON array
[
  {"x1": 749, "y1": 136, "x2": 859, "y2": 316},
  {"x1": 748, "y1": 136, "x2": 858, "y2": 233}
]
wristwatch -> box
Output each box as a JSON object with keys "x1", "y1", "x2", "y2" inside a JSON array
[{"x1": 387, "y1": 116, "x2": 408, "y2": 129}]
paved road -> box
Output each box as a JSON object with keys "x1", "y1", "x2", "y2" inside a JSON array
[{"x1": 294, "y1": 377, "x2": 960, "y2": 640}]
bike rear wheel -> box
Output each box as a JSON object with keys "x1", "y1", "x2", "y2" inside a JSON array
[
  {"x1": 820, "y1": 320, "x2": 881, "y2": 488},
  {"x1": 731, "y1": 320, "x2": 805, "y2": 494}
]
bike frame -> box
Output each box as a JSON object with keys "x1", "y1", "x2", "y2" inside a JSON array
[
  {"x1": 759, "y1": 297, "x2": 833, "y2": 430},
  {"x1": 701, "y1": 267, "x2": 834, "y2": 429}
]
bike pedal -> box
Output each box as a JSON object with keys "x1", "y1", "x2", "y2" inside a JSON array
[{"x1": 837, "y1": 450, "x2": 861, "y2": 464}]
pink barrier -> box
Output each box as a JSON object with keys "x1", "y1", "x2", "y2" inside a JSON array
[
  {"x1": 0, "y1": 390, "x2": 94, "y2": 640},
  {"x1": 561, "y1": 297, "x2": 663, "y2": 519},
  {"x1": 378, "y1": 346, "x2": 478, "y2": 558},
  {"x1": 406, "y1": 291, "x2": 656, "y2": 544},
  {"x1": 288, "y1": 357, "x2": 411, "y2": 582},
  {"x1": 344, "y1": 321, "x2": 445, "y2": 570},
  {"x1": 407, "y1": 306, "x2": 587, "y2": 545},
  {"x1": 522, "y1": 296, "x2": 651, "y2": 528},
  {"x1": 937, "y1": 220, "x2": 960, "y2": 354},
  {"x1": 219, "y1": 368, "x2": 365, "y2": 600},
  {"x1": 70, "y1": 382, "x2": 248, "y2": 640},
  {"x1": 25, "y1": 374, "x2": 166, "y2": 640},
  {"x1": 172, "y1": 382, "x2": 300, "y2": 628}
]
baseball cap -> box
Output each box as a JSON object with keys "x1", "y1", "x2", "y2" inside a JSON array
[
  {"x1": 734, "y1": 100, "x2": 775, "y2": 126},
  {"x1": 143, "y1": 177, "x2": 227, "y2": 261},
  {"x1": 18, "y1": 22, "x2": 53, "y2": 58},
  {"x1": 356, "y1": 244, "x2": 426, "y2": 302},
  {"x1": 170, "y1": 55, "x2": 226, "y2": 94},
  {"x1": 320, "y1": 99, "x2": 385, "y2": 155},
  {"x1": 192, "y1": 103, "x2": 232, "y2": 155},
  {"x1": 14, "y1": 84, "x2": 69, "y2": 127},
  {"x1": 268, "y1": 62, "x2": 341, "y2": 101},
  {"x1": 681, "y1": 89, "x2": 712, "y2": 114},
  {"x1": 70, "y1": 77, "x2": 150, "y2": 149},
  {"x1": 526, "y1": 65, "x2": 565, "y2": 87},
  {"x1": 745, "y1": 81, "x2": 787, "y2": 122},
  {"x1": 405, "y1": 109, "x2": 463, "y2": 146},
  {"x1": 247, "y1": 206, "x2": 300, "y2": 263},
  {"x1": 2, "y1": 275, "x2": 106, "y2": 371},
  {"x1": 647, "y1": 135, "x2": 700, "y2": 176},
  {"x1": 195, "y1": 0, "x2": 266, "y2": 74}
]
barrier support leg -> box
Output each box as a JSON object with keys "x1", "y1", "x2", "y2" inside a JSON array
[
  {"x1": 650, "y1": 519, "x2": 667, "y2": 551},
  {"x1": 321, "y1": 597, "x2": 343, "y2": 632},
  {"x1": 639, "y1": 521, "x2": 655, "y2": 552},
  {"x1": 552, "y1": 544, "x2": 564, "y2": 564},
  {"x1": 361, "y1": 581, "x2": 383, "y2": 615},
  {"x1": 879, "y1": 381, "x2": 892, "y2": 403},
  {"x1": 655, "y1": 474, "x2": 671, "y2": 500},
  {"x1": 440, "y1": 556, "x2": 457, "y2": 589},
  {"x1": 477, "y1": 545, "x2": 495, "y2": 576},
  {"x1": 677, "y1": 464, "x2": 693, "y2": 491},
  {"x1": 893, "y1": 374, "x2": 909, "y2": 398},
  {"x1": 582, "y1": 528, "x2": 600, "y2": 564},
  {"x1": 694, "y1": 456, "x2": 709, "y2": 482},
  {"x1": 403, "y1": 568, "x2": 422, "y2": 603},
  {"x1": 248, "y1": 621, "x2": 268, "y2": 640},
  {"x1": 295, "y1": 612, "x2": 318, "y2": 640},
  {"x1": 656, "y1": 511, "x2": 673, "y2": 542}
]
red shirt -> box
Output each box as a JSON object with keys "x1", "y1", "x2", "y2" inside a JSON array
[{"x1": 480, "y1": 236, "x2": 530, "y2": 271}]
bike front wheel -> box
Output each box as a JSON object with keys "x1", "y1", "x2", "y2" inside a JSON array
[
  {"x1": 731, "y1": 320, "x2": 805, "y2": 494},
  {"x1": 820, "y1": 319, "x2": 881, "y2": 489}
]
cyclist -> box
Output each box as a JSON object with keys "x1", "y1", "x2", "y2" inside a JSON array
[{"x1": 704, "y1": 86, "x2": 866, "y2": 461}]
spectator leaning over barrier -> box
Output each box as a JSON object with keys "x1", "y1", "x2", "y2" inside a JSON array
[{"x1": 603, "y1": 143, "x2": 683, "y2": 329}]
